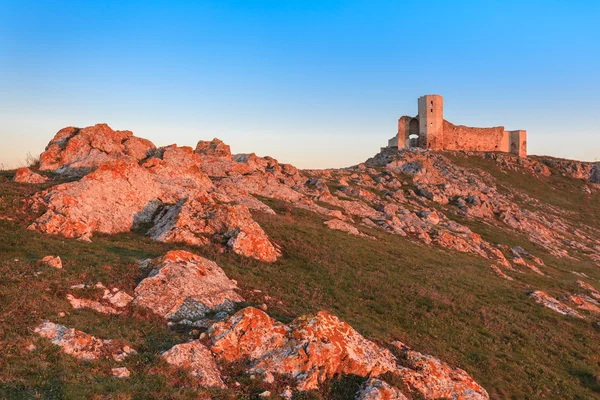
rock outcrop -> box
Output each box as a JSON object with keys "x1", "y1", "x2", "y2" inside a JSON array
[
  {"x1": 34, "y1": 321, "x2": 136, "y2": 361},
  {"x1": 530, "y1": 291, "x2": 583, "y2": 318},
  {"x1": 392, "y1": 341, "x2": 489, "y2": 399},
  {"x1": 208, "y1": 307, "x2": 488, "y2": 398},
  {"x1": 148, "y1": 190, "x2": 280, "y2": 262},
  {"x1": 13, "y1": 167, "x2": 48, "y2": 183},
  {"x1": 162, "y1": 341, "x2": 225, "y2": 388},
  {"x1": 39, "y1": 123, "x2": 156, "y2": 174},
  {"x1": 356, "y1": 379, "x2": 408, "y2": 400},
  {"x1": 133, "y1": 250, "x2": 243, "y2": 323},
  {"x1": 209, "y1": 307, "x2": 398, "y2": 391},
  {"x1": 29, "y1": 147, "x2": 213, "y2": 241}
]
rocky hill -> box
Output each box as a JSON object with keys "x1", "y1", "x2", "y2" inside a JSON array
[{"x1": 2, "y1": 123, "x2": 600, "y2": 399}]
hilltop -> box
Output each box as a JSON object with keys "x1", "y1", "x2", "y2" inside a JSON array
[{"x1": 1, "y1": 123, "x2": 600, "y2": 399}]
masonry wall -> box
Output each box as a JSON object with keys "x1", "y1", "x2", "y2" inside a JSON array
[
  {"x1": 418, "y1": 95, "x2": 444, "y2": 149},
  {"x1": 396, "y1": 116, "x2": 419, "y2": 148},
  {"x1": 442, "y1": 120, "x2": 509, "y2": 152},
  {"x1": 508, "y1": 130, "x2": 527, "y2": 157}
]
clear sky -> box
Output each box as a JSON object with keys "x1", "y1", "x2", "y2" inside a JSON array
[{"x1": 1, "y1": 0, "x2": 599, "y2": 169}]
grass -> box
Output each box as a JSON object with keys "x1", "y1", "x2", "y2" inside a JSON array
[{"x1": 1, "y1": 161, "x2": 600, "y2": 399}]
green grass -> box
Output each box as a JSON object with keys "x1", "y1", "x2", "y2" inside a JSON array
[{"x1": 1, "y1": 163, "x2": 600, "y2": 399}]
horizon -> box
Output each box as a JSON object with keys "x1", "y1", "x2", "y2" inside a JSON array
[{"x1": 1, "y1": 0, "x2": 599, "y2": 169}]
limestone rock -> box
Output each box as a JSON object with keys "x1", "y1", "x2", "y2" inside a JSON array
[
  {"x1": 530, "y1": 291, "x2": 583, "y2": 318},
  {"x1": 66, "y1": 285, "x2": 132, "y2": 315},
  {"x1": 569, "y1": 295, "x2": 600, "y2": 313},
  {"x1": 111, "y1": 367, "x2": 131, "y2": 378},
  {"x1": 29, "y1": 148, "x2": 213, "y2": 241},
  {"x1": 148, "y1": 190, "x2": 280, "y2": 262},
  {"x1": 325, "y1": 219, "x2": 370, "y2": 237},
  {"x1": 133, "y1": 250, "x2": 243, "y2": 321},
  {"x1": 34, "y1": 321, "x2": 136, "y2": 361},
  {"x1": 489, "y1": 264, "x2": 513, "y2": 281},
  {"x1": 209, "y1": 307, "x2": 398, "y2": 391},
  {"x1": 13, "y1": 167, "x2": 47, "y2": 183},
  {"x1": 356, "y1": 378, "x2": 408, "y2": 400},
  {"x1": 576, "y1": 280, "x2": 600, "y2": 301},
  {"x1": 195, "y1": 138, "x2": 232, "y2": 159},
  {"x1": 39, "y1": 123, "x2": 156, "y2": 174},
  {"x1": 391, "y1": 341, "x2": 489, "y2": 400},
  {"x1": 162, "y1": 340, "x2": 225, "y2": 388},
  {"x1": 590, "y1": 164, "x2": 600, "y2": 183},
  {"x1": 67, "y1": 294, "x2": 121, "y2": 315},
  {"x1": 40, "y1": 255, "x2": 62, "y2": 269}
]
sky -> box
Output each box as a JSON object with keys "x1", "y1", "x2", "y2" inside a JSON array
[{"x1": 0, "y1": 0, "x2": 599, "y2": 169}]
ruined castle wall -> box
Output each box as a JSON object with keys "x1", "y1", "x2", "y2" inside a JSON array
[
  {"x1": 442, "y1": 120, "x2": 508, "y2": 152},
  {"x1": 397, "y1": 116, "x2": 419, "y2": 148}
]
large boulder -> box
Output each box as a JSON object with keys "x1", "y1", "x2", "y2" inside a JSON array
[
  {"x1": 39, "y1": 123, "x2": 156, "y2": 174},
  {"x1": 133, "y1": 250, "x2": 244, "y2": 322},
  {"x1": 148, "y1": 190, "x2": 280, "y2": 262}
]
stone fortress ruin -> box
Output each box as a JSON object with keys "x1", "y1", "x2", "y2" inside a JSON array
[{"x1": 386, "y1": 94, "x2": 527, "y2": 157}]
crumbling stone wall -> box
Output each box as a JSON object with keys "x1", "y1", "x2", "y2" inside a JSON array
[{"x1": 442, "y1": 121, "x2": 507, "y2": 152}]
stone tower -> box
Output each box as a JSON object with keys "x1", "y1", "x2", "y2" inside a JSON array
[{"x1": 418, "y1": 94, "x2": 444, "y2": 149}]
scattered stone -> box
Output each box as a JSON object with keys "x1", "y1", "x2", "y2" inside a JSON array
[
  {"x1": 162, "y1": 341, "x2": 225, "y2": 388},
  {"x1": 530, "y1": 291, "x2": 583, "y2": 318},
  {"x1": 133, "y1": 250, "x2": 243, "y2": 322},
  {"x1": 576, "y1": 280, "x2": 600, "y2": 301},
  {"x1": 34, "y1": 321, "x2": 136, "y2": 361},
  {"x1": 26, "y1": 343, "x2": 36, "y2": 352},
  {"x1": 67, "y1": 294, "x2": 121, "y2": 315},
  {"x1": 258, "y1": 391, "x2": 271, "y2": 398},
  {"x1": 111, "y1": 367, "x2": 131, "y2": 378},
  {"x1": 489, "y1": 264, "x2": 513, "y2": 281},
  {"x1": 324, "y1": 219, "x2": 371, "y2": 238},
  {"x1": 40, "y1": 256, "x2": 62, "y2": 269},
  {"x1": 13, "y1": 167, "x2": 48, "y2": 183},
  {"x1": 356, "y1": 378, "x2": 408, "y2": 400}
]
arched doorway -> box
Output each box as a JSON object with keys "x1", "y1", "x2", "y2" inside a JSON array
[{"x1": 408, "y1": 118, "x2": 420, "y2": 148}]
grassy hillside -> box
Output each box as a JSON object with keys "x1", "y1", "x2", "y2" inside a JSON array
[{"x1": 1, "y1": 160, "x2": 600, "y2": 399}]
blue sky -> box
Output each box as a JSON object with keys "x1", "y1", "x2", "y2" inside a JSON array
[{"x1": 1, "y1": 0, "x2": 599, "y2": 168}]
